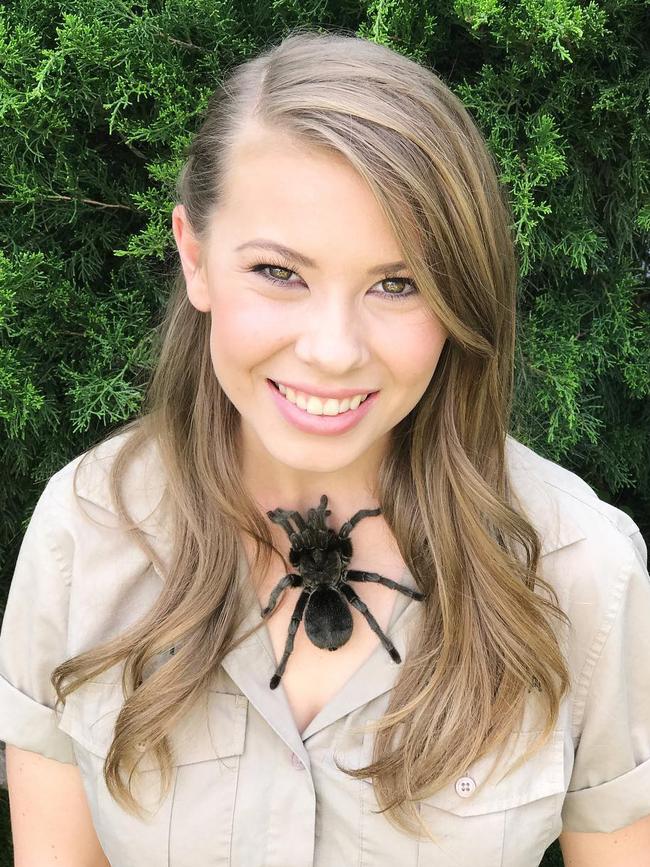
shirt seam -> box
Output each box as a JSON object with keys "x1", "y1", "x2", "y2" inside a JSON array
[
  {"x1": 39, "y1": 478, "x2": 75, "y2": 592},
  {"x1": 29, "y1": 479, "x2": 76, "y2": 698},
  {"x1": 569, "y1": 537, "x2": 639, "y2": 741}
]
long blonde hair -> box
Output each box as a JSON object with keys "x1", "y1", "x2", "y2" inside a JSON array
[{"x1": 52, "y1": 27, "x2": 572, "y2": 840}]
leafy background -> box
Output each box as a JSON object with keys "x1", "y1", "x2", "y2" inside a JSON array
[{"x1": 1, "y1": 1, "x2": 649, "y2": 863}]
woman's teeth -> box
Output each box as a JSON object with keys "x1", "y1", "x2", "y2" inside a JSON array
[{"x1": 273, "y1": 381, "x2": 369, "y2": 416}]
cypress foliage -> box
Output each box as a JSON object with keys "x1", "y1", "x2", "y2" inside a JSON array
[{"x1": 1, "y1": 0, "x2": 648, "y2": 562}]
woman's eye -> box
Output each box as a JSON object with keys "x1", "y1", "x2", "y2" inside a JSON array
[
  {"x1": 249, "y1": 262, "x2": 419, "y2": 302},
  {"x1": 378, "y1": 276, "x2": 419, "y2": 301},
  {"x1": 262, "y1": 265, "x2": 296, "y2": 282}
]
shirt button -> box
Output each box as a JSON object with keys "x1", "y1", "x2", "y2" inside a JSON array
[
  {"x1": 455, "y1": 776, "x2": 476, "y2": 797},
  {"x1": 290, "y1": 751, "x2": 305, "y2": 769}
]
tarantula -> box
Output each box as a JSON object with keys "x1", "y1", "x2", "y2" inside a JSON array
[{"x1": 261, "y1": 494, "x2": 426, "y2": 689}]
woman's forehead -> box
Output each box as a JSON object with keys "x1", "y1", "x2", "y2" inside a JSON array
[{"x1": 212, "y1": 151, "x2": 408, "y2": 265}]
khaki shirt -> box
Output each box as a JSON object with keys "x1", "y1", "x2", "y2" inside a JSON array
[{"x1": 1, "y1": 432, "x2": 649, "y2": 866}]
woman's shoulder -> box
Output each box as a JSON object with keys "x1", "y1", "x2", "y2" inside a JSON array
[
  {"x1": 46, "y1": 424, "x2": 167, "y2": 527},
  {"x1": 38, "y1": 429, "x2": 172, "y2": 620},
  {"x1": 506, "y1": 436, "x2": 648, "y2": 695}
]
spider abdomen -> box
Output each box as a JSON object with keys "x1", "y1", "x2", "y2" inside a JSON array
[{"x1": 305, "y1": 587, "x2": 353, "y2": 651}]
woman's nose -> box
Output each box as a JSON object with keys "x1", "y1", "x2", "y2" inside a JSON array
[{"x1": 292, "y1": 296, "x2": 369, "y2": 373}]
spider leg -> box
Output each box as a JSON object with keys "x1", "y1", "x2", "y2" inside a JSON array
[
  {"x1": 287, "y1": 511, "x2": 309, "y2": 530},
  {"x1": 267, "y1": 495, "x2": 331, "y2": 533},
  {"x1": 261, "y1": 573, "x2": 303, "y2": 617},
  {"x1": 266, "y1": 510, "x2": 303, "y2": 542},
  {"x1": 345, "y1": 569, "x2": 426, "y2": 601},
  {"x1": 339, "y1": 583, "x2": 401, "y2": 663},
  {"x1": 338, "y1": 507, "x2": 382, "y2": 539},
  {"x1": 315, "y1": 494, "x2": 331, "y2": 528},
  {"x1": 269, "y1": 589, "x2": 311, "y2": 689}
]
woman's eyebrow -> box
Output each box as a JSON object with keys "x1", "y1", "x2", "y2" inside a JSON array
[{"x1": 234, "y1": 238, "x2": 407, "y2": 276}]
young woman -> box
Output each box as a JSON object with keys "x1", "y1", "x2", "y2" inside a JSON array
[{"x1": 2, "y1": 28, "x2": 649, "y2": 867}]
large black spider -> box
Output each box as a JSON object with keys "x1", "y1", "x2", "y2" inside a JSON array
[{"x1": 261, "y1": 494, "x2": 426, "y2": 689}]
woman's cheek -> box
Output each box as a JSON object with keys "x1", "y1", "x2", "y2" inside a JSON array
[
  {"x1": 209, "y1": 297, "x2": 289, "y2": 374},
  {"x1": 410, "y1": 317, "x2": 448, "y2": 369}
]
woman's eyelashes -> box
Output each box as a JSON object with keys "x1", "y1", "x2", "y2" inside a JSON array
[{"x1": 247, "y1": 260, "x2": 419, "y2": 302}]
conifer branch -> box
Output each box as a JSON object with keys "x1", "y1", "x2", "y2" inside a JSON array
[
  {"x1": 1, "y1": 195, "x2": 135, "y2": 211},
  {"x1": 157, "y1": 31, "x2": 208, "y2": 53}
]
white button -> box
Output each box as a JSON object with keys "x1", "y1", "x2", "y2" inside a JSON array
[
  {"x1": 290, "y1": 751, "x2": 305, "y2": 770},
  {"x1": 455, "y1": 776, "x2": 476, "y2": 797}
]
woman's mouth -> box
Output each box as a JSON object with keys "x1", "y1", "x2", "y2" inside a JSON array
[
  {"x1": 268, "y1": 379, "x2": 373, "y2": 415},
  {"x1": 266, "y1": 379, "x2": 380, "y2": 435}
]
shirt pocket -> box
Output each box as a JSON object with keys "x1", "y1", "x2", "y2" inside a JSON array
[
  {"x1": 359, "y1": 727, "x2": 565, "y2": 867},
  {"x1": 57, "y1": 680, "x2": 248, "y2": 867}
]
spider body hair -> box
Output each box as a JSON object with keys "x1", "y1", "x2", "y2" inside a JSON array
[
  {"x1": 261, "y1": 494, "x2": 425, "y2": 689},
  {"x1": 304, "y1": 586, "x2": 354, "y2": 650}
]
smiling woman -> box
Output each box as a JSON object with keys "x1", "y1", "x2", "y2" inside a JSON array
[
  {"x1": 172, "y1": 123, "x2": 448, "y2": 471},
  {"x1": 1, "y1": 25, "x2": 650, "y2": 867}
]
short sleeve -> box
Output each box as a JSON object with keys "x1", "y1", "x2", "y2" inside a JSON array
[
  {"x1": 561, "y1": 529, "x2": 650, "y2": 832},
  {"x1": 0, "y1": 478, "x2": 77, "y2": 764}
]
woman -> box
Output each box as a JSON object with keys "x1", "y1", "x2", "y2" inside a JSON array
[{"x1": 2, "y1": 28, "x2": 650, "y2": 866}]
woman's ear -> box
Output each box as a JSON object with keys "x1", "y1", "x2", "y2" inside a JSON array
[{"x1": 171, "y1": 204, "x2": 211, "y2": 312}]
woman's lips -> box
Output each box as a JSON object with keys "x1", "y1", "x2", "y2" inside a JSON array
[{"x1": 266, "y1": 378, "x2": 379, "y2": 435}]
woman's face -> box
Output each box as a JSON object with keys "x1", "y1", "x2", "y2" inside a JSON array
[{"x1": 172, "y1": 126, "x2": 448, "y2": 498}]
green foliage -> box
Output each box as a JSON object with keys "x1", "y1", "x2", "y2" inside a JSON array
[{"x1": 0, "y1": 784, "x2": 13, "y2": 866}]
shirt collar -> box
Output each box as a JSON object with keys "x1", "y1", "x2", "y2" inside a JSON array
[
  {"x1": 504, "y1": 435, "x2": 588, "y2": 556},
  {"x1": 74, "y1": 432, "x2": 587, "y2": 570}
]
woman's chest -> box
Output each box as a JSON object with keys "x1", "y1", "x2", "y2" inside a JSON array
[{"x1": 257, "y1": 552, "x2": 409, "y2": 734}]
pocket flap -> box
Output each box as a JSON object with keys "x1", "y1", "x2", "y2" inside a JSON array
[
  {"x1": 58, "y1": 681, "x2": 248, "y2": 769},
  {"x1": 362, "y1": 728, "x2": 565, "y2": 817}
]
